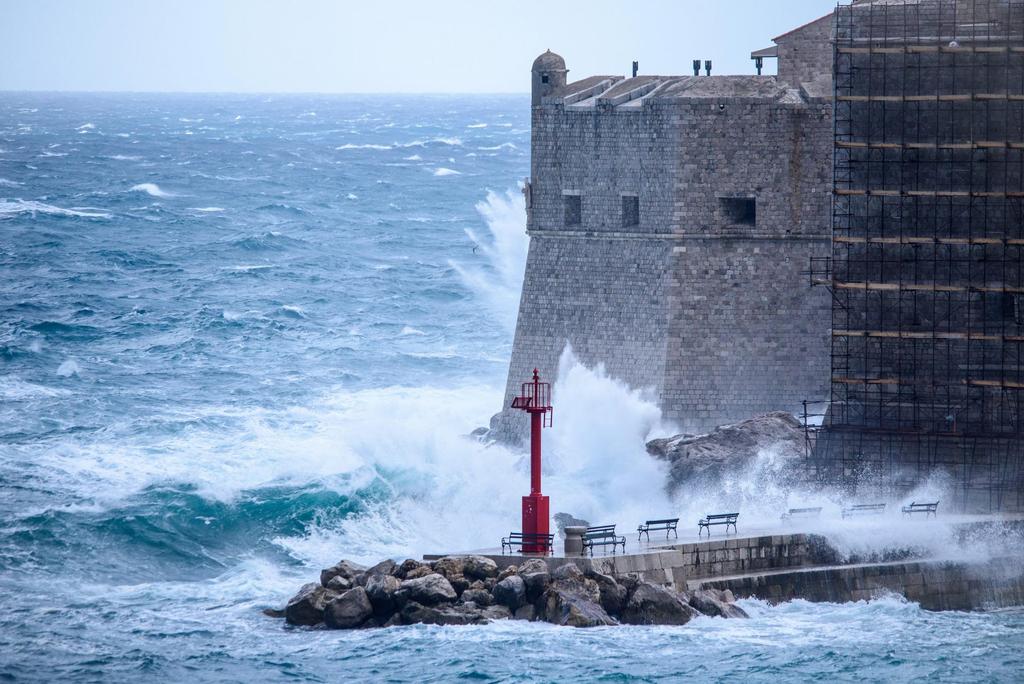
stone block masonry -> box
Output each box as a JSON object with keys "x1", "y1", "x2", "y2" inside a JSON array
[{"x1": 493, "y1": 11, "x2": 836, "y2": 441}]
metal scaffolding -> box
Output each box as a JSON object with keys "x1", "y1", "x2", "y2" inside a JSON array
[{"x1": 811, "y1": 0, "x2": 1024, "y2": 511}]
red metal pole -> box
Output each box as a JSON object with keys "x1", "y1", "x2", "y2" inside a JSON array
[{"x1": 530, "y1": 409, "x2": 542, "y2": 495}]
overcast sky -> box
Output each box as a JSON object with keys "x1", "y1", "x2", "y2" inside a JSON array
[{"x1": 0, "y1": 1, "x2": 838, "y2": 93}]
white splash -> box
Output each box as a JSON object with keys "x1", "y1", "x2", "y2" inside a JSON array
[
  {"x1": 130, "y1": 183, "x2": 174, "y2": 198},
  {"x1": 450, "y1": 188, "x2": 529, "y2": 333},
  {"x1": 433, "y1": 167, "x2": 460, "y2": 176},
  {"x1": 336, "y1": 143, "x2": 392, "y2": 150},
  {"x1": 190, "y1": 207, "x2": 225, "y2": 212},
  {"x1": 0, "y1": 199, "x2": 111, "y2": 219},
  {"x1": 57, "y1": 359, "x2": 81, "y2": 377}
]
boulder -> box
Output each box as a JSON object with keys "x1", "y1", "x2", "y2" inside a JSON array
[
  {"x1": 262, "y1": 607, "x2": 285, "y2": 619},
  {"x1": 324, "y1": 587, "x2": 373, "y2": 629},
  {"x1": 496, "y1": 565, "x2": 519, "y2": 582},
  {"x1": 432, "y1": 556, "x2": 465, "y2": 580},
  {"x1": 459, "y1": 588, "x2": 493, "y2": 607},
  {"x1": 586, "y1": 570, "x2": 627, "y2": 617},
  {"x1": 399, "y1": 601, "x2": 489, "y2": 626},
  {"x1": 492, "y1": 575, "x2": 526, "y2": 610},
  {"x1": 321, "y1": 560, "x2": 367, "y2": 589},
  {"x1": 326, "y1": 575, "x2": 352, "y2": 592},
  {"x1": 646, "y1": 412, "x2": 804, "y2": 495},
  {"x1": 541, "y1": 584, "x2": 617, "y2": 627},
  {"x1": 393, "y1": 559, "x2": 429, "y2": 580},
  {"x1": 513, "y1": 604, "x2": 536, "y2": 621},
  {"x1": 449, "y1": 575, "x2": 470, "y2": 596},
  {"x1": 463, "y1": 555, "x2": 499, "y2": 580},
  {"x1": 285, "y1": 582, "x2": 337, "y2": 626},
  {"x1": 359, "y1": 559, "x2": 397, "y2": 585},
  {"x1": 396, "y1": 573, "x2": 457, "y2": 606},
  {"x1": 404, "y1": 565, "x2": 434, "y2": 580},
  {"x1": 689, "y1": 589, "x2": 749, "y2": 619},
  {"x1": 518, "y1": 558, "x2": 551, "y2": 602},
  {"x1": 365, "y1": 573, "x2": 401, "y2": 617},
  {"x1": 620, "y1": 582, "x2": 699, "y2": 626},
  {"x1": 551, "y1": 563, "x2": 584, "y2": 583},
  {"x1": 482, "y1": 605, "x2": 512, "y2": 621}
]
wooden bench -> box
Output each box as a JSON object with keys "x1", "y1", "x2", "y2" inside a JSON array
[
  {"x1": 582, "y1": 525, "x2": 626, "y2": 555},
  {"x1": 780, "y1": 507, "x2": 822, "y2": 521},
  {"x1": 501, "y1": 532, "x2": 554, "y2": 555},
  {"x1": 698, "y1": 513, "x2": 738, "y2": 537},
  {"x1": 841, "y1": 503, "x2": 886, "y2": 519},
  {"x1": 637, "y1": 518, "x2": 679, "y2": 541},
  {"x1": 902, "y1": 501, "x2": 939, "y2": 518}
]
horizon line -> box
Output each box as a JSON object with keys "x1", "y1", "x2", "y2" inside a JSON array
[{"x1": 0, "y1": 89, "x2": 533, "y2": 97}]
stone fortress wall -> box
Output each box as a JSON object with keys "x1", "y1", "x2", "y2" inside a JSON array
[{"x1": 492, "y1": 10, "x2": 836, "y2": 441}]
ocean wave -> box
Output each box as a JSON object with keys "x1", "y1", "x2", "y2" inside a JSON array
[
  {"x1": 0, "y1": 178, "x2": 24, "y2": 187},
  {"x1": 0, "y1": 199, "x2": 111, "y2": 219},
  {"x1": 477, "y1": 142, "x2": 518, "y2": 151},
  {"x1": 190, "y1": 207, "x2": 225, "y2": 212},
  {"x1": 433, "y1": 167, "x2": 461, "y2": 176},
  {"x1": 130, "y1": 183, "x2": 175, "y2": 198},
  {"x1": 467, "y1": 123, "x2": 488, "y2": 129},
  {"x1": 107, "y1": 154, "x2": 142, "y2": 161},
  {"x1": 400, "y1": 326, "x2": 426, "y2": 336},
  {"x1": 56, "y1": 359, "x2": 81, "y2": 377},
  {"x1": 403, "y1": 154, "x2": 422, "y2": 161},
  {"x1": 398, "y1": 137, "x2": 463, "y2": 148},
  {"x1": 76, "y1": 123, "x2": 95, "y2": 131},
  {"x1": 335, "y1": 143, "x2": 392, "y2": 150},
  {"x1": 39, "y1": 150, "x2": 68, "y2": 158},
  {"x1": 0, "y1": 377, "x2": 71, "y2": 400},
  {"x1": 346, "y1": 193, "x2": 358, "y2": 200},
  {"x1": 255, "y1": 202, "x2": 306, "y2": 215}
]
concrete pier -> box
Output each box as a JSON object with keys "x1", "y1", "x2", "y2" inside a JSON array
[{"x1": 426, "y1": 517, "x2": 1024, "y2": 611}]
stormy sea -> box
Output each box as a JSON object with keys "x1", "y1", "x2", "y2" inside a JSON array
[{"x1": 2, "y1": 93, "x2": 1023, "y2": 682}]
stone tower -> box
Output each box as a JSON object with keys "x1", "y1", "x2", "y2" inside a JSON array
[{"x1": 531, "y1": 50, "x2": 568, "y2": 106}]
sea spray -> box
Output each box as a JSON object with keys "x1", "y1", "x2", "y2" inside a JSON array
[{"x1": 450, "y1": 187, "x2": 529, "y2": 333}]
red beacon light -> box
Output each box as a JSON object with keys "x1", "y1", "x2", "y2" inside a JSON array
[{"x1": 511, "y1": 369, "x2": 553, "y2": 553}]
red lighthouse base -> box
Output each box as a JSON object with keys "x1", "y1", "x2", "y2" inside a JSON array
[{"x1": 521, "y1": 493, "x2": 550, "y2": 553}]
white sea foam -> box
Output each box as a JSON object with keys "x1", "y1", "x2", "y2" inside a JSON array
[
  {"x1": 467, "y1": 123, "x2": 488, "y2": 128},
  {"x1": 0, "y1": 178, "x2": 23, "y2": 187},
  {"x1": 76, "y1": 123, "x2": 95, "y2": 131},
  {"x1": 433, "y1": 167, "x2": 460, "y2": 176},
  {"x1": 400, "y1": 326, "x2": 426, "y2": 336},
  {"x1": 399, "y1": 137, "x2": 463, "y2": 148},
  {"x1": 56, "y1": 359, "x2": 81, "y2": 377},
  {"x1": 450, "y1": 188, "x2": 529, "y2": 333},
  {"x1": 190, "y1": 207, "x2": 225, "y2": 212},
  {"x1": 0, "y1": 199, "x2": 111, "y2": 219},
  {"x1": 130, "y1": 183, "x2": 174, "y2": 198},
  {"x1": 336, "y1": 143, "x2": 392, "y2": 150},
  {"x1": 39, "y1": 150, "x2": 68, "y2": 157},
  {"x1": 403, "y1": 154, "x2": 422, "y2": 161},
  {"x1": 478, "y1": 143, "x2": 517, "y2": 151},
  {"x1": 346, "y1": 193, "x2": 358, "y2": 200},
  {"x1": 108, "y1": 154, "x2": 142, "y2": 161},
  {"x1": 0, "y1": 378, "x2": 71, "y2": 399}
]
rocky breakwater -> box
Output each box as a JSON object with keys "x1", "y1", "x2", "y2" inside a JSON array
[{"x1": 271, "y1": 555, "x2": 748, "y2": 629}]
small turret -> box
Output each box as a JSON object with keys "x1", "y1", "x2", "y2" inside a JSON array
[{"x1": 531, "y1": 50, "x2": 567, "y2": 106}]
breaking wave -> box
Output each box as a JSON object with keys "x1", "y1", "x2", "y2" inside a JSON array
[
  {"x1": 130, "y1": 182, "x2": 175, "y2": 198},
  {"x1": 0, "y1": 199, "x2": 111, "y2": 219}
]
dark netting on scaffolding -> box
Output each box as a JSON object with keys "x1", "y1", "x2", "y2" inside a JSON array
[{"x1": 809, "y1": 0, "x2": 1024, "y2": 511}]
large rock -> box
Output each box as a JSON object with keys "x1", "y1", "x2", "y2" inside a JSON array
[
  {"x1": 492, "y1": 575, "x2": 526, "y2": 610},
  {"x1": 396, "y1": 573, "x2": 457, "y2": 606},
  {"x1": 399, "y1": 601, "x2": 490, "y2": 626},
  {"x1": 326, "y1": 575, "x2": 352, "y2": 592},
  {"x1": 689, "y1": 589, "x2": 749, "y2": 619},
  {"x1": 324, "y1": 587, "x2": 373, "y2": 629},
  {"x1": 393, "y1": 559, "x2": 429, "y2": 580},
  {"x1": 359, "y1": 559, "x2": 397, "y2": 585},
  {"x1": 540, "y1": 565, "x2": 616, "y2": 627},
  {"x1": 646, "y1": 411, "x2": 804, "y2": 494},
  {"x1": 586, "y1": 570, "x2": 627, "y2": 617},
  {"x1": 519, "y1": 558, "x2": 550, "y2": 602},
  {"x1": 432, "y1": 556, "x2": 465, "y2": 580},
  {"x1": 321, "y1": 560, "x2": 366, "y2": 588},
  {"x1": 365, "y1": 573, "x2": 401, "y2": 617},
  {"x1": 462, "y1": 556, "x2": 498, "y2": 580},
  {"x1": 620, "y1": 582, "x2": 699, "y2": 625},
  {"x1": 285, "y1": 582, "x2": 337, "y2": 626},
  {"x1": 459, "y1": 588, "x2": 493, "y2": 607}
]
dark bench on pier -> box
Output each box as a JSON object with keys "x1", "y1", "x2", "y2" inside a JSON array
[
  {"x1": 637, "y1": 518, "x2": 679, "y2": 541},
  {"x1": 902, "y1": 501, "x2": 939, "y2": 518},
  {"x1": 780, "y1": 507, "x2": 822, "y2": 521},
  {"x1": 698, "y1": 513, "x2": 738, "y2": 537},
  {"x1": 582, "y1": 525, "x2": 626, "y2": 555},
  {"x1": 501, "y1": 532, "x2": 554, "y2": 555},
  {"x1": 841, "y1": 503, "x2": 886, "y2": 519}
]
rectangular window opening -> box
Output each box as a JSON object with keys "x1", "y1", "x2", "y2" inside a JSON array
[
  {"x1": 719, "y1": 196, "x2": 756, "y2": 226},
  {"x1": 621, "y1": 195, "x2": 639, "y2": 227},
  {"x1": 564, "y1": 194, "x2": 581, "y2": 227}
]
